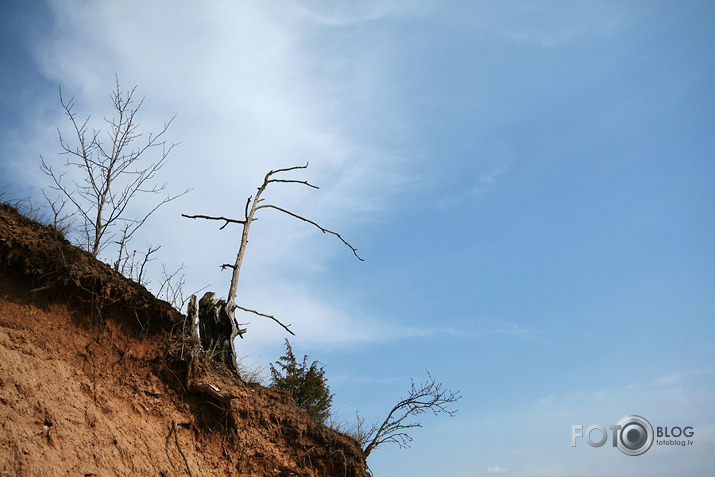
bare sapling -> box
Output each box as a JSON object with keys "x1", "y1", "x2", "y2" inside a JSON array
[
  {"x1": 41, "y1": 76, "x2": 190, "y2": 260},
  {"x1": 362, "y1": 372, "x2": 460, "y2": 457}
]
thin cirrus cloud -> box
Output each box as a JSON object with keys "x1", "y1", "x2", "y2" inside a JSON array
[
  {"x1": 25, "y1": 1, "x2": 410, "y2": 340},
  {"x1": 483, "y1": 467, "x2": 511, "y2": 475}
]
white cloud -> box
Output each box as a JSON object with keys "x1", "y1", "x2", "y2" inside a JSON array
[
  {"x1": 441, "y1": 367, "x2": 715, "y2": 477},
  {"x1": 485, "y1": 466, "x2": 510, "y2": 474},
  {"x1": 457, "y1": 2, "x2": 626, "y2": 49},
  {"x1": 291, "y1": 0, "x2": 433, "y2": 27},
  {"x1": 470, "y1": 159, "x2": 513, "y2": 196},
  {"x1": 403, "y1": 316, "x2": 530, "y2": 341},
  {"x1": 19, "y1": 0, "x2": 416, "y2": 351},
  {"x1": 27, "y1": 0, "x2": 415, "y2": 355}
]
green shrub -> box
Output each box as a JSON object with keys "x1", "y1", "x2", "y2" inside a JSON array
[{"x1": 269, "y1": 339, "x2": 333, "y2": 425}]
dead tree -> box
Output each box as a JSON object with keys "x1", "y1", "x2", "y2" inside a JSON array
[
  {"x1": 183, "y1": 164, "x2": 362, "y2": 371},
  {"x1": 362, "y1": 372, "x2": 461, "y2": 458},
  {"x1": 41, "y1": 76, "x2": 190, "y2": 259},
  {"x1": 196, "y1": 292, "x2": 245, "y2": 373}
]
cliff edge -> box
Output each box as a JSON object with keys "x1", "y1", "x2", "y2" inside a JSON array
[{"x1": 0, "y1": 203, "x2": 367, "y2": 476}]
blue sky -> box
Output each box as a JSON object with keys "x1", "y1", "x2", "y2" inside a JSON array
[{"x1": 1, "y1": 1, "x2": 714, "y2": 475}]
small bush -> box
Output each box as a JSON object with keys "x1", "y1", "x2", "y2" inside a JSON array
[{"x1": 269, "y1": 339, "x2": 333, "y2": 425}]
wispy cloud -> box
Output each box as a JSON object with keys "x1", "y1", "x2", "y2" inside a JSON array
[
  {"x1": 534, "y1": 369, "x2": 715, "y2": 425},
  {"x1": 403, "y1": 316, "x2": 530, "y2": 341},
  {"x1": 230, "y1": 280, "x2": 531, "y2": 353},
  {"x1": 482, "y1": 466, "x2": 511, "y2": 475},
  {"x1": 462, "y1": 2, "x2": 626, "y2": 49},
  {"x1": 470, "y1": 159, "x2": 513, "y2": 196},
  {"x1": 19, "y1": 1, "x2": 415, "y2": 347},
  {"x1": 449, "y1": 367, "x2": 715, "y2": 477},
  {"x1": 291, "y1": 0, "x2": 432, "y2": 27}
]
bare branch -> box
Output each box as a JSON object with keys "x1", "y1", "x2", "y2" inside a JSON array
[
  {"x1": 264, "y1": 163, "x2": 309, "y2": 177},
  {"x1": 157, "y1": 263, "x2": 189, "y2": 310},
  {"x1": 181, "y1": 213, "x2": 247, "y2": 230},
  {"x1": 40, "y1": 188, "x2": 75, "y2": 236},
  {"x1": 244, "y1": 195, "x2": 252, "y2": 220},
  {"x1": 266, "y1": 178, "x2": 319, "y2": 189},
  {"x1": 137, "y1": 244, "x2": 160, "y2": 285},
  {"x1": 256, "y1": 204, "x2": 364, "y2": 261},
  {"x1": 234, "y1": 305, "x2": 295, "y2": 336}
]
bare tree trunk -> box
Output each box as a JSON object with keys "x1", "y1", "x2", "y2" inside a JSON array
[{"x1": 226, "y1": 202, "x2": 254, "y2": 309}]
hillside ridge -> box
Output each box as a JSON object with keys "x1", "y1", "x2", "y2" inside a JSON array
[{"x1": 0, "y1": 203, "x2": 367, "y2": 476}]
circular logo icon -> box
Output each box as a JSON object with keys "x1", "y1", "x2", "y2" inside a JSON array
[{"x1": 616, "y1": 415, "x2": 654, "y2": 456}]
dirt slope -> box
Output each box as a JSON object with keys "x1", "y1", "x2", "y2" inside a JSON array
[{"x1": 0, "y1": 203, "x2": 367, "y2": 476}]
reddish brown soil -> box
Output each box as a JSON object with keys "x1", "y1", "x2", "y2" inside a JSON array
[{"x1": 0, "y1": 203, "x2": 366, "y2": 476}]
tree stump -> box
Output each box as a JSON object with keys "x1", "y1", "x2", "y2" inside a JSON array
[{"x1": 195, "y1": 292, "x2": 246, "y2": 374}]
